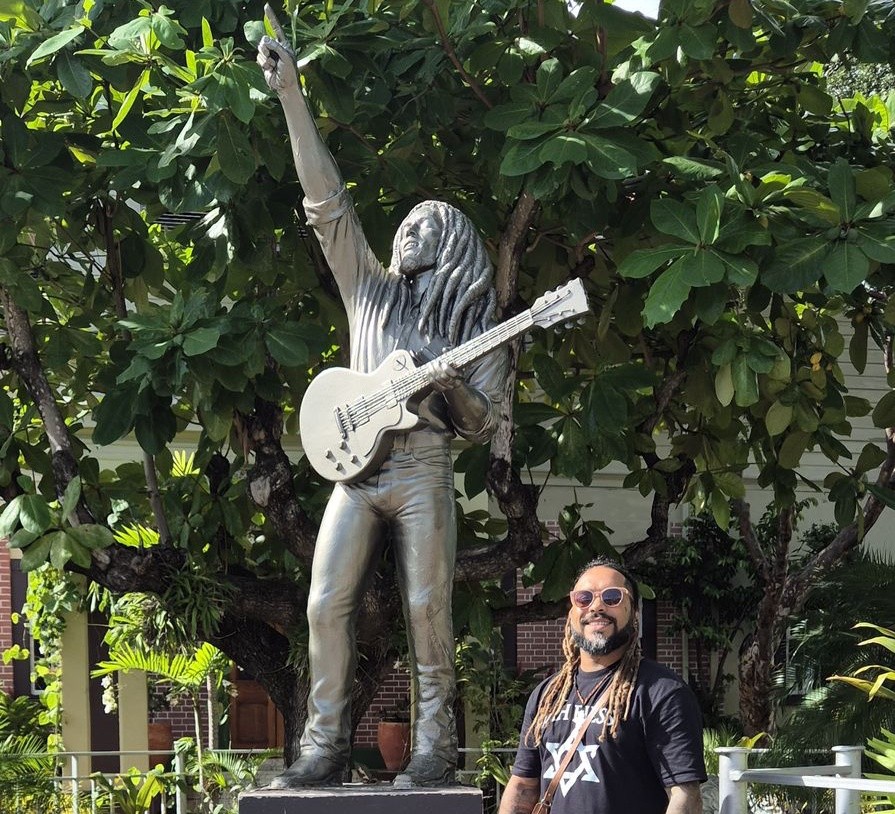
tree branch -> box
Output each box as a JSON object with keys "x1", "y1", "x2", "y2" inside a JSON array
[
  {"x1": 240, "y1": 398, "x2": 318, "y2": 561},
  {"x1": 732, "y1": 499, "x2": 770, "y2": 581},
  {"x1": 0, "y1": 285, "x2": 87, "y2": 514},
  {"x1": 421, "y1": 0, "x2": 492, "y2": 109}
]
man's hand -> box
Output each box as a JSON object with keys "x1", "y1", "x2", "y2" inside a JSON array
[
  {"x1": 257, "y1": 36, "x2": 298, "y2": 94},
  {"x1": 666, "y1": 781, "x2": 703, "y2": 814}
]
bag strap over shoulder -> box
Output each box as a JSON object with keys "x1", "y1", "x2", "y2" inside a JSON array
[{"x1": 534, "y1": 682, "x2": 612, "y2": 812}]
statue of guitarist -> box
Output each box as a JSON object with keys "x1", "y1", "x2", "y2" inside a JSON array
[{"x1": 257, "y1": 21, "x2": 507, "y2": 789}]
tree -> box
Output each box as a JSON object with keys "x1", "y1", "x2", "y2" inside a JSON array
[{"x1": 1, "y1": 0, "x2": 894, "y2": 753}]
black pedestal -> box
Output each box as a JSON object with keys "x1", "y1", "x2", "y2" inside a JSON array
[{"x1": 239, "y1": 784, "x2": 483, "y2": 814}]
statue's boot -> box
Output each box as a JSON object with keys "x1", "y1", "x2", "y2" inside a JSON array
[
  {"x1": 268, "y1": 753, "x2": 346, "y2": 788},
  {"x1": 393, "y1": 754, "x2": 457, "y2": 788}
]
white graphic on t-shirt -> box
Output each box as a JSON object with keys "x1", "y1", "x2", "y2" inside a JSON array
[
  {"x1": 542, "y1": 703, "x2": 615, "y2": 796},
  {"x1": 544, "y1": 740, "x2": 601, "y2": 796}
]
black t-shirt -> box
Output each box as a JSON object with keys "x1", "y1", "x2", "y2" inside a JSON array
[{"x1": 511, "y1": 659, "x2": 706, "y2": 813}]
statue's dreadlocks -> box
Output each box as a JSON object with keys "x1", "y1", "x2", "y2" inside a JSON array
[
  {"x1": 382, "y1": 200, "x2": 496, "y2": 345},
  {"x1": 525, "y1": 557, "x2": 643, "y2": 746}
]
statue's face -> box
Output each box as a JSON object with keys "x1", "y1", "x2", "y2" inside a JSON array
[{"x1": 397, "y1": 212, "x2": 440, "y2": 277}]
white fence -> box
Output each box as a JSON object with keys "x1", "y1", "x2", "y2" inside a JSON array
[{"x1": 718, "y1": 745, "x2": 895, "y2": 814}]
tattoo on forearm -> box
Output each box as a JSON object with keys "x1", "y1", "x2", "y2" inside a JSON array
[{"x1": 503, "y1": 783, "x2": 540, "y2": 814}]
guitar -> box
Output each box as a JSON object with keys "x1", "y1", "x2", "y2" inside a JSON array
[{"x1": 299, "y1": 278, "x2": 590, "y2": 483}]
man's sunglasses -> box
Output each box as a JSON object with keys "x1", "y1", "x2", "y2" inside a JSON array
[{"x1": 569, "y1": 587, "x2": 630, "y2": 609}]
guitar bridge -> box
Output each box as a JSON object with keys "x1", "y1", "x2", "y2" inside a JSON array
[{"x1": 334, "y1": 406, "x2": 349, "y2": 439}]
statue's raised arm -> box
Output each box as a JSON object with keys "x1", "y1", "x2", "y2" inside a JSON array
[{"x1": 256, "y1": 30, "x2": 342, "y2": 203}]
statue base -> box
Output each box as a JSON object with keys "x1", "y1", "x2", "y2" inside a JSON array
[{"x1": 239, "y1": 783, "x2": 483, "y2": 814}]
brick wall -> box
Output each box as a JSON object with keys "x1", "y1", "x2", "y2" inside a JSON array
[
  {"x1": 150, "y1": 684, "x2": 215, "y2": 744},
  {"x1": 0, "y1": 542, "x2": 13, "y2": 694},
  {"x1": 354, "y1": 663, "x2": 411, "y2": 748}
]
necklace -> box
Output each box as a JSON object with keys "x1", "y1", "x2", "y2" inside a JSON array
[{"x1": 574, "y1": 668, "x2": 615, "y2": 706}]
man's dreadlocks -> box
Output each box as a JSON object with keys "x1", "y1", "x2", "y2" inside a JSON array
[{"x1": 525, "y1": 557, "x2": 643, "y2": 746}]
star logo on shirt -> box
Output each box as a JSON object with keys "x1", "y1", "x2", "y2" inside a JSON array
[{"x1": 544, "y1": 739, "x2": 601, "y2": 796}]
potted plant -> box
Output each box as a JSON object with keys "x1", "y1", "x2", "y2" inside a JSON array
[{"x1": 377, "y1": 701, "x2": 411, "y2": 772}]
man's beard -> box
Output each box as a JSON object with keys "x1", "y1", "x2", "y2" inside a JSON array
[{"x1": 571, "y1": 616, "x2": 635, "y2": 657}]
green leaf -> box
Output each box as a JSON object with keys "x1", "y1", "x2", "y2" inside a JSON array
[
  {"x1": 536, "y1": 58, "x2": 562, "y2": 102},
  {"x1": 696, "y1": 185, "x2": 724, "y2": 244},
  {"x1": 19, "y1": 495, "x2": 51, "y2": 535},
  {"x1": 765, "y1": 401, "x2": 793, "y2": 436},
  {"x1": 111, "y1": 69, "x2": 149, "y2": 133},
  {"x1": 650, "y1": 199, "x2": 699, "y2": 243},
  {"x1": 715, "y1": 363, "x2": 734, "y2": 407},
  {"x1": 183, "y1": 327, "x2": 221, "y2": 356},
  {"x1": 762, "y1": 238, "x2": 831, "y2": 292},
  {"x1": 49, "y1": 531, "x2": 75, "y2": 570},
  {"x1": 782, "y1": 188, "x2": 841, "y2": 224},
  {"x1": 56, "y1": 50, "x2": 93, "y2": 99},
  {"x1": 662, "y1": 156, "x2": 724, "y2": 180},
  {"x1": 539, "y1": 134, "x2": 587, "y2": 166},
  {"x1": 778, "y1": 431, "x2": 811, "y2": 469},
  {"x1": 643, "y1": 260, "x2": 691, "y2": 327},
  {"x1": 849, "y1": 320, "x2": 868, "y2": 374},
  {"x1": 506, "y1": 120, "x2": 563, "y2": 141},
  {"x1": 61, "y1": 477, "x2": 81, "y2": 522},
  {"x1": 9, "y1": 528, "x2": 38, "y2": 549},
  {"x1": 216, "y1": 116, "x2": 255, "y2": 185},
  {"x1": 828, "y1": 158, "x2": 856, "y2": 223},
  {"x1": 579, "y1": 134, "x2": 638, "y2": 179},
  {"x1": 483, "y1": 101, "x2": 533, "y2": 132},
  {"x1": 856, "y1": 443, "x2": 887, "y2": 475},
  {"x1": 824, "y1": 242, "x2": 869, "y2": 293},
  {"x1": 716, "y1": 251, "x2": 759, "y2": 286},
  {"x1": 617, "y1": 246, "x2": 689, "y2": 279},
  {"x1": 19, "y1": 535, "x2": 53, "y2": 572},
  {"x1": 732, "y1": 354, "x2": 759, "y2": 407},
  {"x1": 134, "y1": 406, "x2": 176, "y2": 456},
  {"x1": 0, "y1": 495, "x2": 23, "y2": 537},
  {"x1": 676, "y1": 249, "x2": 725, "y2": 287},
  {"x1": 555, "y1": 417, "x2": 589, "y2": 479},
  {"x1": 872, "y1": 390, "x2": 895, "y2": 429},
  {"x1": 516, "y1": 402, "x2": 565, "y2": 426},
  {"x1": 67, "y1": 524, "x2": 116, "y2": 550},
  {"x1": 533, "y1": 353, "x2": 573, "y2": 401},
  {"x1": 587, "y1": 71, "x2": 661, "y2": 129},
  {"x1": 26, "y1": 25, "x2": 84, "y2": 66},
  {"x1": 679, "y1": 24, "x2": 716, "y2": 59},
  {"x1": 266, "y1": 323, "x2": 310, "y2": 368},
  {"x1": 92, "y1": 387, "x2": 137, "y2": 446},
  {"x1": 856, "y1": 228, "x2": 895, "y2": 263},
  {"x1": 499, "y1": 138, "x2": 548, "y2": 177},
  {"x1": 708, "y1": 90, "x2": 734, "y2": 135}
]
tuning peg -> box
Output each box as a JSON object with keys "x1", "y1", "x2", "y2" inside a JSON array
[{"x1": 577, "y1": 317, "x2": 586, "y2": 326}]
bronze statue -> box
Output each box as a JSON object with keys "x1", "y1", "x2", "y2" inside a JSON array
[{"x1": 257, "y1": 19, "x2": 507, "y2": 788}]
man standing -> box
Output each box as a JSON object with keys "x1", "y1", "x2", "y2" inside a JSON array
[
  {"x1": 500, "y1": 557, "x2": 706, "y2": 813},
  {"x1": 256, "y1": 30, "x2": 506, "y2": 788}
]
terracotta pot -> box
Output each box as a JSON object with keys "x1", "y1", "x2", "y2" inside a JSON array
[
  {"x1": 377, "y1": 721, "x2": 411, "y2": 771},
  {"x1": 148, "y1": 721, "x2": 173, "y2": 768}
]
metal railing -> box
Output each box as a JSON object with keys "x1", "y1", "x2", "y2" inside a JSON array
[
  {"x1": 6, "y1": 748, "x2": 271, "y2": 814},
  {"x1": 717, "y1": 745, "x2": 895, "y2": 814},
  {"x1": 6, "y1": 745, "x2": 515, "y2": 814}
]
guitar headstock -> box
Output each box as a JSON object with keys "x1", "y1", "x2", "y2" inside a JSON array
[{"x1": 530, "y1": 278, "x2": 590, "y2": 329}]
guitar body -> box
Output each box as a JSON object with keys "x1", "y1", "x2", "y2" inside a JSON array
[
  {"x1": 299, "y1": 278, "x2": 590, "y2": 483},
  {"x1": 299, "y1": 349, "x2": 423, "y2": 483}
]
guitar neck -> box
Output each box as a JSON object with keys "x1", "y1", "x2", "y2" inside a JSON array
[{"x1": 392, "y1": 309, "x2": 535, "y2": 402}]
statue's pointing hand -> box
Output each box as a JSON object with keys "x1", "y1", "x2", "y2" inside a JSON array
[{"x1": 257, "y1": 36, "x2": 298, "y2": 94}]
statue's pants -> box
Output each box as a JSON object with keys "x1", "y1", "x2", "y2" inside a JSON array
[{"x1": 299, "y1": 432, "x2": 459, "y2": 765}]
